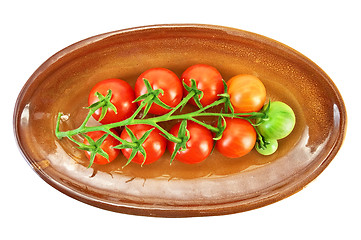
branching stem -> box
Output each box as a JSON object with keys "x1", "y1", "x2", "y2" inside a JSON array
[{"x1": 55, "y1": 92, "x2": 266, "y2": 140}]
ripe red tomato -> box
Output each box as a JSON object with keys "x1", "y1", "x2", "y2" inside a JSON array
[
  {"x1": 83, "y1": 130, "x2": 120, "y2": 165},
  {"x1": 120, "y1": 124, "x2": 167, "y2": 165},
  {"x1": 181, "y1": 64, "x2": 224, "y2": 107},
  {"x1": 135, "y1": 68, "x2": 183, "y2": 115},
  {"x1": 88, "y1": 78, "x2": 137, "y2": 124},
  {"x1": 168, "y1": 121, "x2": 214, "y2": 164},
  {"x1": 227, "y1": 74, "x2": 266, "y2": 113},
  {"x1": 215, "y1": 118, "x2": 256, "y2": 158}
]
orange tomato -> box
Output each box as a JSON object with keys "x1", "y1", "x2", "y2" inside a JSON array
[{"x1": 227, "y1": 74, "x2": 266, "y2": 113}]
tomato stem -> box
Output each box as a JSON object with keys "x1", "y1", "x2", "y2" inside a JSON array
[
  {"x1": 188, "y1": 117, "x2": 219, "y2": 132},
  {"x1": 165, "y1": 91, "x2": 195, "y2": 116},
  {"x1": 55, "y1": 97, "x2": 264, "y2": 140}
]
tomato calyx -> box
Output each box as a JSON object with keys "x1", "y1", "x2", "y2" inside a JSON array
[
  {"x1": 86, "y1": 90, "x2": 117, "y2": 122},
  {"x1": 71, "y1": 133, "x2": 111, "y2": 168},
  {"x1": 133, "y1": 78, "x2": 172, "y2": 117},
  {"x1": 213, "y1": 115, "x2": 227, "y2": 141},
  {"x1": 255, "y1": 132, "x2": 268, "y2": 151},
  {"x1": 113, "y1": 126, "x2": 155, "y2": 167},
  {"x1": 253, "y1": 100, "x2": 271, "y2": 124},
  {"x1": 182, "y1": 79, "x2": 204, "y2": 109},
  {"x1": 169, "y1": 120, "x2": 190, "y2": 163},
  {"x1": 217, "y1": 80, "x2": 235, "y2": 114},
  {"x1": 255, "y1": 135, "x2": 278, "y2": 155}
]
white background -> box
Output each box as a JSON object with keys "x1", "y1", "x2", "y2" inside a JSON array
[{"x1": 1, "y1": 0, "x2": 360, "y2": 239}]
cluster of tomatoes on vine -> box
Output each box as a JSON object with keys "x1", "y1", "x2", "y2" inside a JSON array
[{"x1": 58, "y1": 64, "x2": 296, "y2": 167}]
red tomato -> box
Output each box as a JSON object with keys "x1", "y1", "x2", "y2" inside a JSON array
[
  {"x1": 168, "y1": 121, "x2": 214, "y2": 164},
  {"x1": 134, "y1": 68, "x2": 183, "y2": 115},
  {"x1": 120, "y1": 124, "x2": 166, "y2": 165},
  {"x1": 215, "y1": 118, "x2": 256, "y2": 158},
  {"x1": 88, "y1": 79, "x2": 137, "y2": 124},
  {"x1": 181, "y1": 64, "x2": 224, "y2": 106},
  {"x1": 227, "y1": 74, "x2": 266, "y2": 113},
  {"x1": 83, "y1": 130, "x2": 120, "y2": 165}
]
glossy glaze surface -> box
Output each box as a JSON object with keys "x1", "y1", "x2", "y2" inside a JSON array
[{"x1": 14, "y1": 24, "x2": 346, "y2": 217}]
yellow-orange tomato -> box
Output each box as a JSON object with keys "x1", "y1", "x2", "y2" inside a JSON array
[{"x1": 227, "y1": 74, "x2": 266, "y2": 113}]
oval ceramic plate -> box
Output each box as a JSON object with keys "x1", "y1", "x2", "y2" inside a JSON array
[{"x1": 14, "y1": 24, "x2": 346, "y2": 217}]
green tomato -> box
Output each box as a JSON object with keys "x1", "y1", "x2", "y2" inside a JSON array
[
  {"x1": 255, "y1": 139, "x2": 278, "y2": 155},
  {"x1": 257, "y1": 101, "x2": 296, "y2": 140}
]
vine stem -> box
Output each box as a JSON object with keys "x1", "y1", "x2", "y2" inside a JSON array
[
  {"x1": 55, "y1": 90, "x2": 266, "y2": 144},
  {"x1": 164, "y1": 91, "x2": 195, "y2": 116},
  {"x1": 188, "y1": 117, "x2": 219, "y2": 132},
  {"x1": 147, "y1": 122, "x2": 182, "y2": 143},
  {"x1": 129, "y1": 95, "x2": 153, "y2": 120},
  {"x1": 80, "y1": 109, "x2": 96, "y2": 128}
]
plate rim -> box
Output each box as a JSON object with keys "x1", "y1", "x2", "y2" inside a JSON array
[{"x1": 13, "y1": 24, "x2": 347, "y2": 217}]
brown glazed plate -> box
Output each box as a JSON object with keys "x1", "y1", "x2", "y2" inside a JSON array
[{"x1": 13, "y1": 24, "x2": 346, "y2": 217}]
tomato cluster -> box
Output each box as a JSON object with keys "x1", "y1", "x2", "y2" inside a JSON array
[{"x1": 81, "y1": 64, "x2": 296, "y2": 166}]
